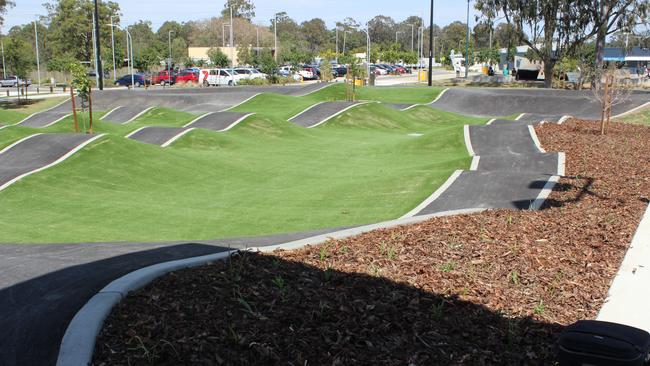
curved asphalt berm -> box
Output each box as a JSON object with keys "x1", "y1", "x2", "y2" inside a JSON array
[
  {"x1": 100, "y1": 105, "x2": 153, "y2": 124},
  {"x1": 430, "y1": 88, "x2": 649, "y2": 119},
  {"x1": 125, "y1": 126, "x2": 188, "y2": 146},
  {"x1": 0, "y1": 133, "x2": 103, "y2": 191},
  {"x1": 288, "y1": 101, "x2": 361, "y2": 128},
  {"x1": 184, "y1": 111, "x2": 253, "y2": 131},
  {"x1": 18, "y1": 112, "x2": 71, "y2": 128}
]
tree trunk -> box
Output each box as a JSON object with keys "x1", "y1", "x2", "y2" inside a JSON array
[
  {"x1": 592, "y1": 2, "x2": 609, "y2": 90},
  {"x1": 543, "y1": 60, "x2": 554, "y2": 88}
]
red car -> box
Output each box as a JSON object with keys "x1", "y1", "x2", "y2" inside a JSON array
[
  {"x1": 393, "y1": 65, "x2": 408, "y2": 74},
  {"x1": 152, "y1": 70, "x2": 176, "y2": 85},
  {"x1": 175, "y1": 70, "x2": 199, "y2": 83}
]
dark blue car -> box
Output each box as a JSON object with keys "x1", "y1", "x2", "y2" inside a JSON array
[{"x1": 114, "y1": 74, "x2": 150, "y2": 87}]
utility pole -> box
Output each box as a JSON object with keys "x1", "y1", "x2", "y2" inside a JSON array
[
  {"x1": 395, "y1": 31, "x2": 402, "y2": 44},
  {"x1": 34, "y1": 19, "x2": 41, "y2": 86},
  {"x1": 229, "y1": 5, "x2": 234, "y2": 67},
  {"x1": 1, "y1": 42, "x2": 5, "y2": 79},
  {"x1": 343, "y1": 30, "x2": 349, "y2": 55},
  {"x1": 168, "y1": 30, "x2": 174, "y2": 86},
  {"x1": 274, "y1": 13, "x2": 278, "y2": 62},
  {"x1": 110, "y1": 16, "x2": 116, "y2": 81},
  {"x1": 408, "y1": 24, "x2": 415, "y2": 52},
  {"x1": 335, "y1": 27, "x2": 339, "y2": 61},
  {"x1": 465, "y1": 0, "x2": 470, "y2": 79},
  {"x1": 92, "y1": 12, "x2": 99, "y2": 86},
  {"x1": 94, "y1": 0, "x2": 103, "y2": 90},
  {"x1": 428, "y1": 0, "x2": 435, "y2": 86}
]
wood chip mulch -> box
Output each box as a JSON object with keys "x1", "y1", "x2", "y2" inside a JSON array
[{"x1": 92, "y1": 120, "x2": 650, "y2": 366}]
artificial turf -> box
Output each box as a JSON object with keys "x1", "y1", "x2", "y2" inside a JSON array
[{"x1": 0, "y1": 87, "x2": 486, "y2": 243}]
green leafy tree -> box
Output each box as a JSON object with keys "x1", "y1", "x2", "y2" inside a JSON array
[
  {"x1": 207, "y1": 47, "x2": 229, "y2": 67},
  {"x1": 401, "y1": 51, "x2": 418, "y2": 65},
  {"x1": 222, "y1": 0, "x2": 255, "y2": 21},
  {"x1": 133, "y1": 46, "x2": 161, "y2": 72},
  {"x1": 256, "y1": 49, "x2": 277, "y2": 81},
  {"x1": 237, "y1": 44, "x2": 253, "y2": 66},
  {"x1": 0, "y1": 1, "x2": 14, "y2": 26},
  {"x1": 4, "y1": 36, "x2": 33, "y2": 79}
]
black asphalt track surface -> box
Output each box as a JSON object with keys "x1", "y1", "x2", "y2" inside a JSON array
[
  {"x1": 100, "y1": 105, "x2": 151, "y2": 124},
  {"x1": 18, "y1": 111, "x2": 70, "y2": 127},
  {"x1": 126, "y1": 127, "x2": 186, "y2": 146},
  {"x1": 289, "y1": 101, "x2": 358, "y2": 127},
  {"x1": 185, "y1": 111, "x2": 251, "y2": 131},
  {"x1": 0, "y1": 133, "x2": 98, "y2": 188}
]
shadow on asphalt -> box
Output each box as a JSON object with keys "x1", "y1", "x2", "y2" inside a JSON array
[
  {"x1": 93, "y1": 251, "x2": 564, "y2": 365},
  {"x1": 0, "y1": 243, "x2": 231, "y2": 366}
]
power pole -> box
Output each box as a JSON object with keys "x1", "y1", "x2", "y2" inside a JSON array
[
  {"x1": 428, "y1": 0, "x2": 435, "y2": 86},
  {"x1": 34, "y1": 20, "x2": 41, "y2": 86},
  {"x1": 274, "y1": 14, "x2": 278, "y2": 62},
  {"x1": 94, "y1": 0, "x2": 104, "y2": 90},
  {"x1": 335, "y1": 27, "x2": 339, "y2": 61},
  {"x1": 110, "y1": 16, "x2": 116, "y2": 81},
  {"x1": 229, "y1": 5, "x2": 234, "y2": 67},
  {"x1": 1, "y1": 42, "x2": 5, "y2": 79},
  {"x1": 465, "y1": 0, "x2": 470, "y2": 79}
]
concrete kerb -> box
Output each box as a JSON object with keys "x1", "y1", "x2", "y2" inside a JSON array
[
  {"x1": 99, "y1": 106, "x2": 124, "y2": 121},
  {"x1": 287, "y1": 101, "x2": 326, "y2": 122},
  {"x1": 470, "y1": 155, "x2": 481, "y2": 171},
  {"x1": 219, "y1": 93, "x2": 262, "y2": 112},
  {"x1": 401, "y1": 87, "x2": 450, "y2": 111},
  {"x1": 124, "y1": 126, "x2": 148, "y2": 139},
  {"x1": 597, "y1": 203, "x2": 650, "y2": 332},
  {"x1": 612, "y1": 101, "x2": 650, "y2": 119},
  {"x1": 463, "y1": 125, "x2": 476, "y2": 156},
  {"x1": 0, "y1": 134, "x2": 106, "y2": 193},
  {"x1": 161, "y1": 128, "x2": 196, "y2": 147},
  {"x1": 14, "y1": 97, "x2": 72, "y2": 126},
  {"x1": 56, "y1": 250, "x2": 237, "y2": 366},
  {"x1": 122, "y1": 106, "x2": 155, "y2": 124},
  {"x1": 528, "y1": 125, "x2": 546, "y2": 153},
  {"x1": 292, "y1": 82, "x2": 335, "y2": 97},
  {"x1": 557, "y1": 115, "x2": 574, "y2": 124},
  {"x1": 41, "y1": 113, "x2": 72, "y2": 128},
  {"x1": 515, "y1": 113, "x2": 526, "y2": 121},
  {"x1": 183, "y1": 112, "x2": 213, "y2": 127},
  {"x1": 399, "y1": 170, "x2": 465, "y2": 219},
  {"x1": 220, "y1": 113, "x2": 255, "y2": 132}
]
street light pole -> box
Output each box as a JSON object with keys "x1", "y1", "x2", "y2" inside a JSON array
[
  {"x1": 395, "y1": 31, "x2": 402, "y2": 44},
  {"x1": 1, "y1": 41, "x2": 5, "y2": 79},
  {"x1": 93, "y1": 0, "x2": 103, "y2": 90},
  {"x1": 465, "y1": 0, "x2": 470, "y2": 79},
  {"x1": 34, "y1": 19, "x2": 41, "y2": 86},
  {"x1": 336, "y1": 27, "x2": 339, "y2": 61},
  {"x1": 168, "y1": 30, "x2": 174, "y2": 87},
  {"x1": 110, "y1": 16, "x2": 116, "y2": 81},
  {"x1": 229, "y1": 6, "x2": 234, "y2": 67},
  {"x1": 343, "y1": 30, "x2": 349, "y2": 55},
  {"x1": 274, "y1": 13, "x2": 278, "y2": 62},
  {"x1": 408, "y1": 24, "x2": 415, "y2": 52},
  {"x1": 428, "y1": 0, "x2": 435, "y2": 86}
]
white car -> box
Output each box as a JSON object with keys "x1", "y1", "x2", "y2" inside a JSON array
[
  {"x1": 200, "y1": 68, "x2": 238, "y2": 86},
  {"x1": 296, "y1": 68, "x2": 314, "y2": 80},
  {"x1": 234, "y1": 67, "x2": 267, "y2": 80}
]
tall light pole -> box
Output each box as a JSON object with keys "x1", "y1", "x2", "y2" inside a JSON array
[
  {"x1": 343, "y1": 30, "x2": 350, "y2": 55},
  {"x1": 93, "y1": 0, "x2": 103, "y2": 90},
  {"x1": 34, "y1": 19, "x2": 41, "y2": 86},
  {"x1": 428, "y1": 0, "x2": 435, "y2": 86},
  {"x1": 168, "y1": 30, "x2": 174, "y2": 86},
  {"x1": 395, "y1": 31, "x2": 403, "y2": 44},
  {"x1": 92, "y1": 11, "x2": 99, "y2": 86},
  {"x1": 274, "y1": 13, "x2": 278, "y2": 62},
  {"x1": 336, "y1": 27, "x2": 339, "y2": 61},
  {"x1": 465, "y1": 0, "x2": 470, "y2": 79},
  {"x1": 359, "y1": 24, "x2": 370, "y2": 79},
  {"x1": 1, "y1": 41, "x2": 5, "y2": 79},
  {"x1": 109, "y1": 24, "x2": 133, "y2": 89},
  {"x1": 229, "y1": 6, "x2": 234, "y2": 67},
  {"x1": 110, "y1": 16, "x2": 116, "y2": 81},
  {"x1": 222, "y1": 24, "x2": 231, "y2": 47},
  {"x1": 407, "y1": 24, "x2": 415, "y2": 52}
]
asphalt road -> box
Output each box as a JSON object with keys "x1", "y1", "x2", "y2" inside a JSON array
[{"x1": 289, "y1": 101, "x2": 358, "y2": 127}]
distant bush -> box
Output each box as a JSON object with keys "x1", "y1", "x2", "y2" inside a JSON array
[{"x1": 237, "y1": 78, "x2": 269, "y2": 86}]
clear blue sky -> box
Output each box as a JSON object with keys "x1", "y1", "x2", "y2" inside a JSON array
[{"x1": 3, "y1": 0, "x2": 482, "y2": 32}]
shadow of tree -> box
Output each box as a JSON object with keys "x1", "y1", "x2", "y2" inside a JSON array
[
  {"x1": 0, "y1": 99, "x2": 41, "y2": 110},
  {"x1": 94, "y1": 251, "x2": 564, "y2": 365}
]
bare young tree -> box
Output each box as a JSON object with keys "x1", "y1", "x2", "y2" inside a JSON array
[{"x1": 592, "y1": 67, "x2": 633, "y2": 134}]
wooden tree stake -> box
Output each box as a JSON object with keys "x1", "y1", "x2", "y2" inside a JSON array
[
  {"x1": 70, "y1": 87, "x2": 79, "y2": 133},
  {"x1": 88, "y1": 86, "x2": 93, "y2": 134}
]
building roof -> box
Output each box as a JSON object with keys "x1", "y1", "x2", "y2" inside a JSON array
[{"x1": 604, "y1": 47, "x2": 650, "y2": 61}]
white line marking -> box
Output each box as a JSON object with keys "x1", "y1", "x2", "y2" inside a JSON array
[
  {"x1": 287, "y1": 101, "x2": 326, "y2": 122},
  {"x1": 183, "y1": 112, "x2": 213, "y2": 127},
  {"x1": 612, "y1": 101, "x2": 650, "y2": 119},
  {"x1": 0, "y1": 125, "x2": 7, "y2": 131},
  {"x1": 557, "y1": 152, "x2": 566, "y2": 176},
  {"x1": 41, "y1": 113, "x2": 72, "y2": 128},
  {"x1": 399, "y1": 170, "x2": 464, "y2": 219},
  {"x1": 597, "y1": 203, "x2": 650, "y2": 332},
  {"x1": 557, "y1": 115, "x2": 573, "y2": 124},
  {"x1": 124, "y1": 126, "x2": 149, "y2": 139},
  {"x1": 429, "y1": 87, "x2": 449, "y2": 104},
  {"x1": 0, "y1": 133, "x2": 43, "y2": 156},
  {"x1": 100, "y1": 106, "x2": 124, "y2": 121},
  {"x1": 161, "y1": 128, "x2": 195, "y2": 147},
  {"x1": 307, "y1": 102, "x2": 373, "y2": 128},
  {"x1": 219, "y1": 93, "x2": 262, "y2": 112},
  {"x1": 514, "y1": 113, "x2": 526, "y2": 121},
  {"x1": 401, "y1": 87, "x2": 450, "y2": 111},
  {"x1": 528, "y1": 125, "x2": 546, "y2": 153},
  {"x1": 470, "y1": 155, "x2": 480, "y2": 171},
  {"x1": 122, "y1": 106, "x2": 154, "y2": 124},
  {"x1": 16, "y1": 96, "x2": 72, "y2": 125},
  {"x1": 528, "y1": 175, "x2": 559, "y2": 210},
  {"x1": 0, "y1": 134, "x2": 106, "y2": 193},
  {"x1": 293, "y1": 82, "x2": 335, "y2": 97},
  {"x1": 463, "y1": 125, "x2": 476, "y2": 156},
  {"x1": 219, "y1": 113, "x2": 255, "y2": 131},
  {"x1": 486, "y1": 118, "x2": 496, "y2": 125}
]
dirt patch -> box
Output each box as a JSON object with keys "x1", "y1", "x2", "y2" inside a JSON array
[{"x1": 93, "y1": 120, "x2": 650, "y2": 365}]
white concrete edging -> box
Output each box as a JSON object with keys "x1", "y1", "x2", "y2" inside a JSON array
[
  {"x1": 287, "y1": 101, "x2": 325, "y2": 122},
  {"x1": 99, "y1": 106, "x2": 124, "y2": 121},
  {"x1": 515, "y1": 113, "x2": 526, "y2": 121},
  {"x1": 219, "y1": 113, "x2": 255, "y2": 132},
  {"x1": 124, "y1": 126, "x2": 148, "y2": 139},
  {"x1": 183, "y1": 112, "x2": 213, "y2": 127},
  {"x1": 219, "y1": 93, "x2": 262, "y2": 112},
  {"x1": 56, "y1": 250, "x2": 237, "y2": 366},
  {"x1": 0, "y1": 134, "x2": 106, "y2": 193},
  {"x1": 612, "y1": 101, "x2": 650, "y2": 119},
  {"x1": 401, "y1": 87, "x2": 450, "y2": 111},
  {"x1": 161, "y1": 128, "x2": 195, "y2": 147},
  {"x1": 557, "y1": 115, "x2": 573, "y2": 125},
  {"x1": 293, "y1": 82, "x2": 335, "y2": 97},
  {"x1": 470, "y1": 155, "x2": 481, "y2": 171},
  {"x1": 528, "y1": 125, "x2": 546, "y2": 153},
  {"x1": 122, "y1": 106, "x2": 155, "y2": 124},
  {"x1": 597, "y1": 204, "x2": 650, "y2": 332},
  {"x1": 463, "y1": 125, "x2": 476, "y2": 156},
  {"x1": 528, "y1": 175, "x2": 560, "y2": 211},
  {"x1": 307, "y1": 102, "x2": 374, "y2": 128},
  {"x1": 399, "y1": 170, "x2": 464, "y2": 219}
]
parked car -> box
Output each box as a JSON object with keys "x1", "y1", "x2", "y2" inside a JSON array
[
  {"x1": 333, "y1": 65, "x2": 348, "y2": 76},
  {"x1": 114, "y1": 74, "x2": 150, "y2": 87},
  {"x1": 279, "y1": 65, "x2": 293, "y2": 77},
  {"x1": 297, "y1": 67, "x2": 316, "y2": 80},
  {"x1": 0, "y1": 76, "x2": 32, "y2": 87},
  {"x1": 234, "y1": 67, "x2": 268, "y2": 80},
  {"x1": 392, "y1": 65, "x2": 407, "y2": 74},
  {"x1": 371, "y1": 65, "x2": 388, "y2": 75},
  {"x1": 201, "y1": 68, "x2": 238, "y2": 86},
  {"x1": 152, "y1": 70, "x2": 176, "y2": 85},
  {"x1": 175, "y1": 70, "x2": 199, "y2": 84}
]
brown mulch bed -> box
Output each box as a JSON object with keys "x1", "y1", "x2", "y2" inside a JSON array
[{"x1": 93, "y1": 120, "x2": 650, "y2": 366}]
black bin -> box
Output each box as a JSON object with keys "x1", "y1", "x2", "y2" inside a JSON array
[{"x1": 558, "y1": 320, "x2": 650, "y2": 366}]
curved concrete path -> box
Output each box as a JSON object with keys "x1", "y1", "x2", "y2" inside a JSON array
[
  {"x1": 0, "y1": 133, "x2": 104, "y2": 192},
  {"x1": 183, "y1": 111, "x2": 253, "y2": 131},
  {"x1": 288, "y1": 101, "x2": 364, "y2": 128}
]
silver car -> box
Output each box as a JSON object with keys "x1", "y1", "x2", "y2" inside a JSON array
[{"x1": 0, "y1": 76, "x2": 32, "y2": 87}]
